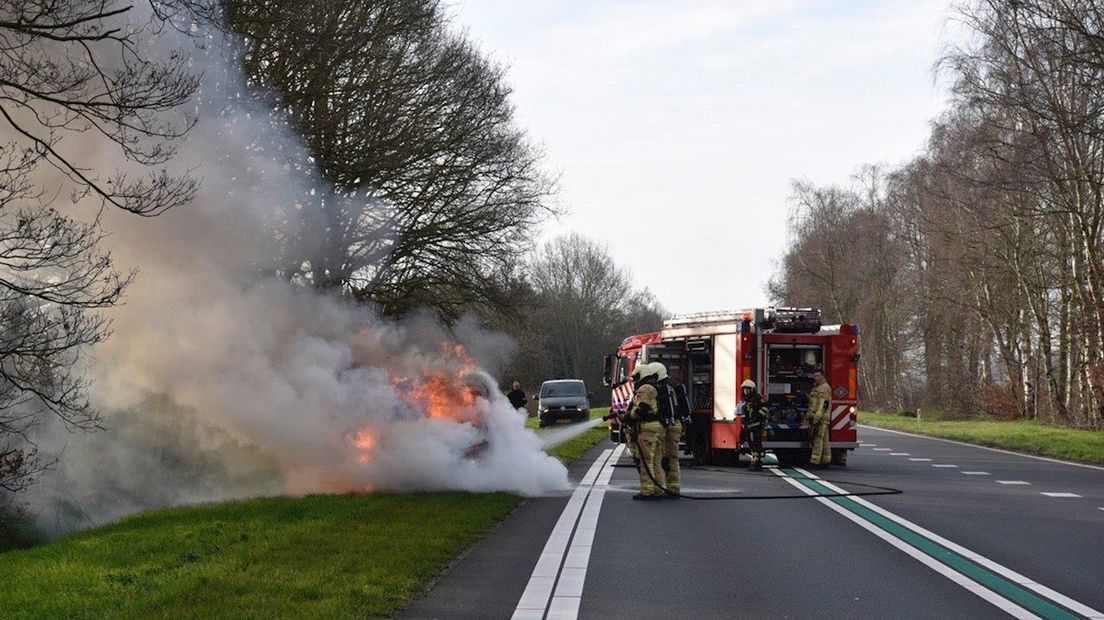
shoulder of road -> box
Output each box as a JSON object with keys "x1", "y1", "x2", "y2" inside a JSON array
[{"x1": 859, "y1": 410, "x2": 1104, "y2": 467}]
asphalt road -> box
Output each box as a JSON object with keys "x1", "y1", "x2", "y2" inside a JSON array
[{"x1": 401, "y1": 426, "x2": 1104, "y2": 620}]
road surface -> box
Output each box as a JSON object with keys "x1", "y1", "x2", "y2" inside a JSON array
[{"x1": 401, "y1": 425, "x2": 1104, "y2": 619}]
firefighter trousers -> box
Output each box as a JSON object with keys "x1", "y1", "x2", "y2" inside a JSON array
[
  {"x1": 634, "y1": 422, "x2": 665, "y2": 497},
  {"x1": 810, "y1": 420, "x2": 831, "y2": 466},
  {"x1": 662, "y1": 423, "x2": 683, "y2": 493},
  {"x1": 745, "y1": 423, "x2": 764, "y2": 466}
]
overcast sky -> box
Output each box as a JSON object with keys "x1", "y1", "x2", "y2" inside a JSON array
[{"x1": 450, "y1": 0, "x2": 957, "y2": 315}]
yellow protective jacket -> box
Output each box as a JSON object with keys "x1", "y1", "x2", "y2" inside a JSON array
[
  {"x1": 625, "y1": 384, "x2": 659, "y2": 423},
  {"x1": 808, "y1": 381, "x2": 832, "y2": 426}
]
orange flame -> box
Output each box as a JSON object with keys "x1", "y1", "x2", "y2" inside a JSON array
[
  {"x1": 351, "y1": 429, "x2": 376, "y2": 464},
  {"x1": 350, "y1": 342, "x2": 484, "y2": 467}
]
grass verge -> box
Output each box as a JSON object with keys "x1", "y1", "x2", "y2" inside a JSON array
[
  {"x1": 2, "y1": 412, "x2": 613, "y2": 619},
  {"x1": 859, "y1": 410, "x2": 1104, "y2": 465},
  {"x1": 525, "y1": 405, "x2": 607, "y2": 430},
  {"x1": 0, "y1": 493, "x2": 521, "y2": 619},
  {"x1": 539, "y1": 407, "x2": 610, "y2": 464}
]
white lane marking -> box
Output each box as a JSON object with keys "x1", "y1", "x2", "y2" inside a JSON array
[
  {"x1": 1099, "y1": 507, "x2": 1104, "y2": 511},
  {"x1": 859, "y1": 424, "x2": 1104, "y2": 471},
  {"x1": 962, "y1": 471, "x2": 991, "y2": 475},
  {"x1": 774, "y1": 468, "x2": 1040, "y2": 619},
  {"x1": 890, "y1": 452, "x2": 911, "y2": 456},
  {"x1": 910, "y1": 458, "x2": 933, "y2": 462},
  {"x1": 512, "y1": 448, "x2": 616, "y2": 620},
  {"x1": 932, "y1": 464, "x2": 959, "y2": 468},
  {"x1": 997, "y1": 481, "x2": 1031, "y2": 485},
  {"x1": 1040, "y1": 492, "x2": 1082, "y2": 498},
  {"x1": 873, "y1": 448, "x2": 892, "y2": 451},
  {"x1": 546, "y1": 444, "x2": 624, "y2": 620},
  {"x1": 860, "y1": 443, "x2": 877, "y2": 446},
  {"x1": 795, "y1": 468, "x2": 1104, "y2": 620}
]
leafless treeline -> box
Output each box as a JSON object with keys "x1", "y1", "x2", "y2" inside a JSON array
[
  {"x1": 492, "y1": 234, "x2": 665, "y2": 405},
  {"x1": 771, "y1": 0, "x2": 1104, "y2": 428}
]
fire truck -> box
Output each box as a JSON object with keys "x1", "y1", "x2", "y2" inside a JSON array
[{"x1": 602, "y1": 307, "x2": 860, "y2": 467}]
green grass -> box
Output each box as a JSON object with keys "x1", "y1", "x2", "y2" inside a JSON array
[
  {"x1": 859, "y1": 410, "x2": 1104, "y2": 465},
  {"x1": 525, "y1": 405, "x2": 608, "y2": 430},
  {"x1": 0, "y1": 493, "x2": 521, "y2": 619},
  {"x1": 1, "y1": 412, "x2": 614, "y2": 619},
  {"x1": 537, "y1": 407, "x2": 611, "y2": 464}
]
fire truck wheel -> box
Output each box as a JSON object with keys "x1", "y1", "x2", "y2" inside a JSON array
[{"x1": 831, "y1": 448, "x2": 848, "y2": 466}]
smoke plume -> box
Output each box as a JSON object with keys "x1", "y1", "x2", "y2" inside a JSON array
[{"x1": 18, "y1": 11, "x2": 568, "y2": 535}]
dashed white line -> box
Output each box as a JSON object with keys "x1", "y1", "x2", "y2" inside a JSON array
[
  {"x1": 889, "y1": 452, "x2": 911, "y2": 456},
  {"x1": 1040, "y1": 492, "x2": 1081, "y2": 498},
  {"x1": 790, "y1": 468, "x2": 1104, "y2": 620},
  {"x1": 873, "y1": 448, "x2": 892, "y2": 451},
  {"x1": 777, "y1": 468, "x2": 1040, "y2": 619},
  {"x1": 996, "y1": 481, "x2": 1031, "y2": 485},
  {"x1": 962, "y1": 471, "x2": 991, "y2": 475},
  {"x1": 909, "y1": 458, "x2": 932, "y2": 462},
  {"x1": 932, "y1": 464, "x2": 959, "y2": 468}
]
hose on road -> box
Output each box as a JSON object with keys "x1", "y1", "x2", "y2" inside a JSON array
[{"x1": 623, "y1": 435, "x2": 903, "y2": 501}]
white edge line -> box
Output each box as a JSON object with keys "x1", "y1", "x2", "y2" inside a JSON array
[
  {"x1": 859, "y1": 424, "x2": 1104, "y2": 472},
  {"x1": 772, "y1": 468, "x2": 1039, "y2": 620},
  {"x1": 548, "y1": 443, "x2": 625, "y2": 617},
  {"x1": 512, "y1": 448, "x2": 615, "y2": 620},
  {"x1": 793, "y1": 467, "x2": 1104, "y2": 620}
]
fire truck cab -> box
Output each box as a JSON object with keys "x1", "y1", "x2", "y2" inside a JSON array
[{"x1": 602, "y1": 307, "x2": 860, "y2": 467}]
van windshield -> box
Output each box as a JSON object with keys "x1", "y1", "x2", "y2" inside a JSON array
[{"x1": 541, "y1": 383, "x2": 584, "y2": 398}]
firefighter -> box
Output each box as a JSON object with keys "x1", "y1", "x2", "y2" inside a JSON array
[
  {"x1": 624, "y1": 362, "x2": 665, "y2": 500},
  {"x1": 807, "y1": 371, "x2": 833, "y2": 468},
  {"x1": 739, "y1": 379, "x2": 768, "y2": 471},
  {"x1": 653, "y1": 363, "x2": 685, "y2": 498}
]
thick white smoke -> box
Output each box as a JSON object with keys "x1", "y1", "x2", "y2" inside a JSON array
[{"x1": 18, "y1": 10, "x2": 568, "y2": 534}]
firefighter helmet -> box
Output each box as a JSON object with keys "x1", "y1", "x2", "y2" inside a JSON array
[
  {"x1": 632, "y1": 362, "x2": 659, "y2": 385},
  {"x1": 651, "y1": 362, "x2": 668, "y2": 381},
  {"x1": 740, "y1": 379, "x2": 756, "y2": 390}
]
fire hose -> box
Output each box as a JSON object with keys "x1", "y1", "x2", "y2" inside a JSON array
[{"x1": 606, "y1": 413, "x2": 902, "y2": 501}]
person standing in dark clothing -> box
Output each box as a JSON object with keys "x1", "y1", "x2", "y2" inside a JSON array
[
  {"x1": 506, "y1": 380, "x2": 527, "y2": 410},
  {"x1": 739, "y1": 380, "x2": 768, "y2": 471}
]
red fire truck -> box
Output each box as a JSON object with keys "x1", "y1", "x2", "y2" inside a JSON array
[{"x1": 602, "y1": 307, "x2": 860, "y2": 466}]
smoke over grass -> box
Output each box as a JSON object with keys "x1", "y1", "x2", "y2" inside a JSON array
[{"x1": 15, "y1": 11, "x2": 567, "y2": 537}]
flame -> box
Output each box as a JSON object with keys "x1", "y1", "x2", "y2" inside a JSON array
[
  {"x1": 349, "y1": 342, "x2": 485, "y2": 467},
  {"x1": 351, "y1": 429, "x2": 376, "y2": 464}
]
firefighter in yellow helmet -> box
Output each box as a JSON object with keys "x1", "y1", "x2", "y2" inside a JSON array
[
  {"x1": 623, "y1": 362, "x2": 665, "y2": 500},
  {"x1": 807, "y1": 371, "x2": 833, "y2": 468},
  {"x1": 651, "y1": 362, "x2": 684, "y2": 498},
  {"x1": 739, "y1": 379, "x2": 768, "y2": 471}
]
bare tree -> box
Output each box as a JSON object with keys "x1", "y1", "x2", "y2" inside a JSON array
[
  {"x1": 502, "y1": 234, "x2": 664, "y2": 404},
  {"x1": 0, "y1": 1, "x2": 209, "y2": 513},
  {"x1": 224, "y1": 0, "x2": 554, "y2": 323}
]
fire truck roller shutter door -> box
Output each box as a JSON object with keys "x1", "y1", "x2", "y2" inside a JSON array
[{"x1": 713, "y1": 334, "x2": 738, "y2": 421}]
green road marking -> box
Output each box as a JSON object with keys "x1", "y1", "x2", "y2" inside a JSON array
[{"x1": 782, "y1": 469, "x2": 1081, "y2": 620}]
